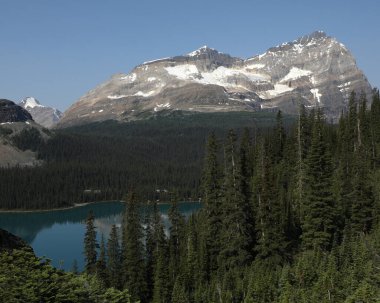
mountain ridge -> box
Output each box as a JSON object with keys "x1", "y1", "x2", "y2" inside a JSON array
[
  {"x1": 19, "y1": 97, "x2": 62, "y2": 128},
  {"x1": 57, "y1": 31, "x2": 372, "y2": 128}
]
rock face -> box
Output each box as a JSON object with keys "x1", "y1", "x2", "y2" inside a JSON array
[
  {"x1": 19, "y1": 97, "x2": 62, "y2": 128},
  {"x1": 0, "y1": 228, "x2": 33, "y2": 253},
  {"x1": 58, "y1": 31, "x2": 372, "y2": 127},
  {"x1": 0, "y1": 99, "x2": 33, "y2": 123}
]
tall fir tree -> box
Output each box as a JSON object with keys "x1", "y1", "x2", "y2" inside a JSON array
[
  {"x1": 84, "y1": 211, "x2": 98, "y2": 274},
  {"x1": 219, "y1": 129, "x2": 254, "y2": 270},
  {"x1": 202, "y1": 132, "x2": 223, "y2": 273},
  {"x1": 107, "y1": 224, "x2": 121, "y2": 289},
  {"x1": 122, "y1": 192, "x2": 147, "y2": 302},
  {"x1": 152, "y1": 202, "x2": 170, "y2": 303},
  {"x1": 96, "y1": 234, "x2": 108, "y2": 286},
  {"x1": 168, "y1": 193, "x2": 185, "y2": 288},
  {"x1": 302, "y1": 109, "x2": 336, "y2": 250},
  {"x1": 254, "y1": 140, "x2": 287, "y2": 262}
]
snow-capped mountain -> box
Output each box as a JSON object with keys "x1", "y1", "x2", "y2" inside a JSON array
[
  {"x1": 19, "y1": 97, "x2": 62, "y2": 128},
  {"x1": 58, "y1": 31, "x2": 372, "y2": 127}
]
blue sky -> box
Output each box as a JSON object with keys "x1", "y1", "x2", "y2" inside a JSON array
[{"x1": 1, "y1": 0, "x2": 379, "y2": 111}]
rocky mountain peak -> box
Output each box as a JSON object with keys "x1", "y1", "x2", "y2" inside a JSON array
[
  {"x1": 0, "y1": 99, "x2": 33, "y2": 123},
  {"x1": 20, "y1": 97, "x2": 44, "y2": 109},
  {"x1": 19, "y1": 97, "x2": 62, "y2": 128},
  {"x1": 187, "y1": 45, "x2": 220, "y2": 57},
  {"x1": 57, "y1": 32, "x2": 372, "y2": 128}
]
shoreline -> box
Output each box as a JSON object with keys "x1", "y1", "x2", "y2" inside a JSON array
[
  {"x1": 0, "y1": 200, "x2": 201, "y2": 214},
  {"x1": 0, "y1": 200, "x2": 123, "y2": 214}
]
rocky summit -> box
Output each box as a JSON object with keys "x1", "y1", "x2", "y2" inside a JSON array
[
  {"x1": 0, "y1": 99, "x2": 33, "y2": 123},
  {"x1": 58, "y1": 31, "x2": 372, "y2": 127},
  {"x1": 19, "y1": 97, "x2": 62, "y2": 128}
]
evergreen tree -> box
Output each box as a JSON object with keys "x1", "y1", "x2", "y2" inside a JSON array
[
  {"x1": 255, "y1": 140, "x2": 287, "y2": 262},
  {"x1": 219, "y1": 130, "x2": 254, "y2": 270},
  {"x1": 84, "y1": 211, "x2": 97, "y2": 274},
  {"x1": 96, "y1": 234, "x2": 108, "y2": 286},
  {"x1": 152, "y1": 202, "x2": 170, "y2": 303},
  {"x1": 202, "y1": 132, "x2": 223, "y2": 272},
  {"x1": 168, "y1": 193, "x2": 185, "y2": 288},
  {"x1": 107, "y1": 224, "x2": 121, "y2": 289},
  {"x1": 350, "y1": 146, "x2": 375, "y2": 233},
  {"x1": 302, "y1": 110, "x2": 336, "y2": 250},
  {"x1": 122, "y1": 192, "x2": 147, "y2": 302}
]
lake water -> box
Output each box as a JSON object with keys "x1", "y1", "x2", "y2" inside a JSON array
[{"x1": 0, "y1": 201, "x2": 202, "y2": 271}]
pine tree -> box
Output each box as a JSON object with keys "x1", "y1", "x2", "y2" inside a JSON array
[
  {"x1": 152, "y1": 202, "x2": 170, "y2": 303},
  {"x1": 84, "y1": 211, "x2": 97, "y2": 274},
  {"x1": 96, "y1": 234, "x2": 108, "y2": 286},
  {"x1": 108, "y1": 224, "x2": 121, "y2": 289},
  {"x1": 122, "y1": 192, "x2": 147, "y2": 302},
  {"x1": 254, "y1": 140, "x2": 287, "y2": 262},
  {"x1": 350, "y1": 145, "x2": 374, "y2": 234},
  {"x1": 219, "y1": 130, "x2": 254, "y2": 270},
  {"x1": 168, "y1": 193, "x2": 185, "y2": 287},
  {"x1": 301, "y1": 110, "x2": 336, "y2": 250},
  {"x1": 202, "y1": 132, "x2": 223, "y2": 272},
  {"x1": 294, "y1": 104, "x2": 312, "y2": 225}
]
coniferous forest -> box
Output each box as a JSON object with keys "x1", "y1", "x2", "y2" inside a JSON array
[
  {"x1": 2, "y1": 90, "x2": 380, "y2": 302},
  {"x1": 0, "y1": 111, "x2": 294, "y2": 209}
]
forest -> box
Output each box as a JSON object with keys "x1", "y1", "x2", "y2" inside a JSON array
[
  {"x1": 75, "y1": 89, "x2": 380, "y2": 302},
  {"x1": 0, "y1": 111, "x2": 294, "y2": 209},
  {"x1": 1, "y1": 89, "x2": 380, "y2": 302}
]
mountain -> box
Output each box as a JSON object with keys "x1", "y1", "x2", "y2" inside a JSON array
[
  {"x1": 58, "y1": 31, "x2": 372, "y2": 127},
  {"x1": 19, "y1": 97, "x2": 62, "y2": 128},
  {"x1": 0, "y1": 99, "x2": 50, "y2": 167},
  {"x1": 0, "y1": 99, "x2": 33, "y2": 123}
]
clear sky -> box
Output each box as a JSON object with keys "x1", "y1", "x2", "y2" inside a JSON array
[{"x1": 1, "y1": 0, "x2": 379, "y2": 111}]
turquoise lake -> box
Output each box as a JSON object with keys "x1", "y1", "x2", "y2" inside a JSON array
[{"x1": 0, "y1": 201, "x2": 202, "y2": 271}]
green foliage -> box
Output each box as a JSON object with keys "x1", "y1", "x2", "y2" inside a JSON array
[
  {"x1": 12, "y1": 127, "x2": 43, "y2": 151},
  {"x1": 0, "y1": 111, "x2": 294, "y2": 210},
  {"x1": 84, "y1": 211, "x2": 97, "y2": 274},
  {"x1": 122, "y1": 192, "x2": 147, "y2": 302},
  {"x1": 4, "y1": 91, "x2": 380, "y2": 302},
  {"x1": 0, "y1": 249, "x2": 134, "y2": 303}
]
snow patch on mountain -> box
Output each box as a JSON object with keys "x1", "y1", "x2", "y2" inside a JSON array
[
  {"x1": 108, "y1": 95, "x2": 128, "y2": 100},
  {"x1": 258, "y1": 84, "x2": 294, "y2": 99},
  {"x1": 311, "y1": 88, "x2": 322, "y2": 103},
  {"x1": 165, "y1": 64, "x2": 268, "y2": 88},
  {"x1": 281, "y1": 67, "x2": 312, "y2": 82},
  {"x1": 23, "y1": 97, "x2": 44, "y2": 109},
  {"x1": 154, "y1": 103, "x2": 171, "y2": 112},
  {"x1": 134, "y1": 90, "x2": 156, "y2": 97},
  {"x1": 120, "y1": 73, "x2": 137, "y2": 82}
]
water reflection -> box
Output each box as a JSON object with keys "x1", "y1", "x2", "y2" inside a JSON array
[{"x1": 0, "y1": 201, "x2": 201, "y2": 271}]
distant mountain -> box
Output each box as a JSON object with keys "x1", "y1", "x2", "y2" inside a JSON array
[
  {"x1": 0, "y1": 99, "x2": 33, "y2": 123},
  {"x1": 0, "y1": 99, "x2": 50, "y2": 167},
  {"x1": 58, "y1": 31, "x2": 372, "y2": 127},
  {"x1": 19, "y1": 97, "x2": 62, "y2": 128}
]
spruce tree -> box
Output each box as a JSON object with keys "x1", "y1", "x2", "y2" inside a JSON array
[
  {"x1": 96, "y1": 234, "x2": 108, "y2": 286},
  {"x1": 202, "y1": 132, "x2": 223, "y2": 273},
  {"x1": 108, "y1": 224, "x2": 121, "y2": 289},
  {"x1": 254, "y1": 140, "x2": 286, "y2": 262},
  {"x1": 122, "y1": 192, "x2": 147, "y2": 302},
  {"x1": 152, "y1": 202, "x2": 170, "y2": 303},
  {"x1": 168, "y1": 194, "x2": 185, "y2": 288},
  {"x1": 350, "y1": 146, "x2": 374, "y2": 233},
  {"x1": 219, "y1": 130, "x2": 254, "y2": 270},
  {"x1": 302, "y1": 109, "x2": 336, "y2": 250},
  {"x1": 84, "y1": 211, "x2": 98, "y2": 274}
]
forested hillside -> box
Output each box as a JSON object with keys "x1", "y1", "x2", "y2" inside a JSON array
[
  {"x1": 0, "y1": 111, "x2": 293, "y2": 209},
  {"x1": 2, "y1": 90, "x2": 380, "y2": 302},
  {"x1": 78, "y1": 90, "x2": 380, "y2": 302}
]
